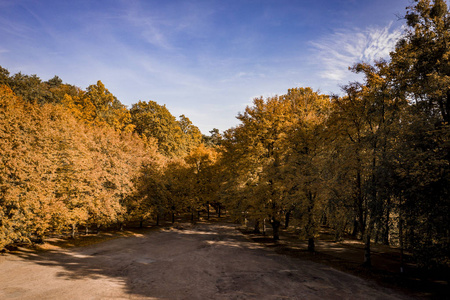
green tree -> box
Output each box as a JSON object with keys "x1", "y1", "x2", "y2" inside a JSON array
[
  {"x1": 0, "y1": 66, "x2": 10, "y2": 86},
  {"x1": 388, "y1": 0, "x2": 450, "y2": 268},
  {"x1": 328, "y1": 60, "x2": 405, "y2": 266},
  {"x1": 178, "y1": 114, "x2": 202, "y2": 154},
  {"x1": 127, "y1": 159, "x2": 167, "y2": 227},
  {"x1": 8, "y1": 72, "x2": 51, "y2": 104},
  {"x1": 203, "y1": 128, "x2": 222, "y2": 147},
  {"x1": 130, "y1": 100, "x2": 184, "y2": 156},
  {"x1": 391, "y1": 0, "x2": 450, "y2": 124}
]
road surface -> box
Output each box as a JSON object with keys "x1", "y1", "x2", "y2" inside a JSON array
[{"x1": 0, "y1": 223, "x2": 412, "y2": 299}]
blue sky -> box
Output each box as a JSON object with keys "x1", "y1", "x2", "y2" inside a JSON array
[{"x1": 0, "y1": 0, "x2": 410, "y2": 134}]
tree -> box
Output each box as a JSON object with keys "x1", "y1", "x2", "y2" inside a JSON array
[
  {"x1": 389, "y1": 0, "x2": 450, "y2": 268},
  {"x1": 1, "y1": 69, "x2": 76, "y2": 105},
  {"x1": 178, "y1": 114, "x2": 202, "y2": 154},
  {"x1": 184, "y1": 144, "x2": 220, "y2": 220},
  {"x1": 391, "y1": 0, "x2": 450, "y2": 124},
  {"x1": 8, "y1": 72, "x2": 51, "y2": 104},
  {"x1": 327, "y1": 60, "x2": 405, "y2": 265},
  {"x1": 282, "y1": 88, "x2": 332, "y2": 251},
  {"x1": 220, "y1": 88, "x2": 330, "y2": 242},
  {"x1": 126, "y1": 158, "x2": 166, "y2": 227},
  {"x1": 0, "y1": 85, "x2": 85, "y2": 243},
  {"x1": 203, "y1": 128, "x2": 222, "y2": 147},
  {"x1": 130, "y1": 100, "x2": 185, "y2": 156},
  {"x1": 63, "y1": 80, "x2": 134, "y2": 132},
  {"x1": 224, "y1": 95, "x2": 291, "y2": 240},
  {"x1": 0, "y1": 85, "x2": 50, "y2": 246},
  {"x1": 0, "y1": 66, "x2": 10, "y2": 86},
  {"x1": 0, "y1": 81, "x2": 157, "y2": 248}
]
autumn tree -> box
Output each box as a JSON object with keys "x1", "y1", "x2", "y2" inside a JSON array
[
  {"x1": 184, "y1": 144, "x2": 220, "y2": 220},
  {"x1": 63, "y1": 80, "x2": 134, "y2": 132},
  {"x1": 221, "y1": 95, "x2": 291, "y2": 239},
  {"x1": 220, "y1": 89, "x2": 331, "y2": 241},
  {"x1": 0, "y1": 85, "x2": 51, "y2": 246},
  {"x1": 282, "y1": 88, "x2": 332, "y2": 251},
  {"x1": 164, "y1": 158, "x2": 193, "y2": 223},
  {"x1": 0, "y1": 81, "x2": 157, "y2": 248}
]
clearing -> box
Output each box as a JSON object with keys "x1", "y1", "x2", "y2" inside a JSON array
[{"x1": 0, "y1": 222, "x2": 414, "y2": 299}]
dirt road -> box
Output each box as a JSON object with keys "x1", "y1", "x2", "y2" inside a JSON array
[{"x1": 0, "y1": 223, "x2": 412, "y2": 299}]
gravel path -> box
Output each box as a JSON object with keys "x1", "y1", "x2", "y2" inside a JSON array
[{"x1": 0, "y1": 223, "x2": 413, "y2": 299}]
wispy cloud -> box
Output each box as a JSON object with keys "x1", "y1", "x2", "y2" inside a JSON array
[
  {"x1": 0, "y1": 16, "x2": 33, "y2": 40},
  {"x1": 121, "y1": 8, "x2": 173, "y2": 50},
  {"x1": 118, "y1": 1, "x2": 216, "y2": 51},
  {"x1": 310, "y1": 23, "x2": 403, "y2": 82}
]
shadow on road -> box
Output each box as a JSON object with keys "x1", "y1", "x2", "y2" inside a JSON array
[{"x1": 3, "y1": 222, "x2": 413, "y2": 299}]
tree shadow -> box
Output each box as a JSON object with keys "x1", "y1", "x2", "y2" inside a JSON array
[
  {"x1": 8, "y1": 223, "x2": 264, "y2": 298},
  {"x1": 243, "y1": 225, "x2": 450, "y2": 299},
  {"x1": 4, "y1": 222, "x2": 427, "y2": 299}
]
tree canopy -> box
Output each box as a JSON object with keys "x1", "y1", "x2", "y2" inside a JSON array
[{"x1": 0, "y1": 0, "x2": 448, "y2": 272}]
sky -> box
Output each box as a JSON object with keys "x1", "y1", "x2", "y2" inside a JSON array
[{"x1": 0, "y1": 0, "x2": 411, "y2": 134}]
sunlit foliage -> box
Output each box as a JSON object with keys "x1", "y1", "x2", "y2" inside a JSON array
[{"x1": 0, "y1": 0, "x2": 448, "y2": 271}]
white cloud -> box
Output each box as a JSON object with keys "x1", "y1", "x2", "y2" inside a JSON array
[{"x1": 310, "y1": 23, "x2": 403, "y2": 83}]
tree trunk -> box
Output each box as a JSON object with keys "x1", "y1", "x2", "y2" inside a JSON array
[
  {"x1": 351, "y1": 218, "x2": 359, "y2": 238},
  {"x1": 363, "y1": 231, "x2": 372, "y2": 267},
  {"x1": 207, "y1": 202, "x2": 210, "y2": 220},
  {"x1": 374, "y1": 225, "x2": 380, "y2": 244},
  {"x1": 71, "y1": 223, "x2": 77, "y2": 239},
  {"x1": 382, "y1": 199, "x2": 390, "y2": 245},
  {"x1": 284, "y1": 210, "x2": 291, "y2": 229},
  {"x1": 321, "y1": 211, "x2": 327, "y2": 225},
  {"x1": 334, "y1": 228, "x2": 342, "y2": 242},
  {"x1": 271, "y1": 219, "x2": 280, "y2": 241},
  {"x1": 171, "y1": 212, "x2": 175, "y2": 224},
  {"x1": 140, "y1": 220, "x2": 143, "y2": 228},
  {"x1": 156, "y1": 214, "x2": 160, "y2": 226},
  {"x1": 218, "y1": 204, "x2": 221, "y2": 218},
  {"x1": 244, "y1": 212, "x2": 248, "y2": 228},
  {"x1": 34, "y1": 232, "x2": 44, "y2": 244},
  {"x1": 308, "y1": 237, "x2": 315, "y2": 252},
  {"x1": 356, "y1": 159, "x2": 366, "y2": 241},
  {"x1": 306, "y1": 191, "x2": 316, "y2": 251},
  {"x1": 263, "y1": 218, "x2": 266, "y2": 236},
  {"x1": 399, "y1": 213, "x2": 404, "y2": 273},
  {"x1": 85, "y1": 225, "x2": 89, "y2": 235},
  {"x1": 253, "y1": 220, "x2": 261, "y2": 233}
]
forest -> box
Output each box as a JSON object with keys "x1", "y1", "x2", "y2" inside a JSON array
[{"x1": 0, "y1": 0, "x2": 449, "y2": 271}]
